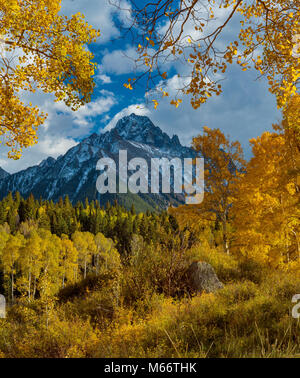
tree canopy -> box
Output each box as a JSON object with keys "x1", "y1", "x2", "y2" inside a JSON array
[
  {"x1": 0, "y1": 0, "x2": 100, "y2": 158},
  {"x1": 121, "y1": 0, "x2": 299, "y2": 110}
]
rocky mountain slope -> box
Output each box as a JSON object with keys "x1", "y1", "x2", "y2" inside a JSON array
[{"x1": 0, "y1": 114, "x2": 199, "y2": 212}]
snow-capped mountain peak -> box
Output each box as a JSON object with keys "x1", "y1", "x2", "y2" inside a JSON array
[
  {"x1": 0, "y1": 114, "x2": 198, "y2": 211},
  {"x1": 113, "y1": 113, "x2": 181, "y2": 150}
]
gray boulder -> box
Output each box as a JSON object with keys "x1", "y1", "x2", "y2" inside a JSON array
[{"x1": 187, "y1": 262, "x2": 223, "y2": 293}]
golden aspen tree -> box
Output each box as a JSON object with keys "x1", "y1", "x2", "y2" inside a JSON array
[
  {"x1": 282, "y1": 94, "x2": 300, "y2": 153},
  {"x1": 60, "y1": 235, "x2": 78, "y2": 286},
  {"x1": 71, "y1": 231, "x2": 87, "y2": 278},
  {"x1": 94, "y1": 233, "x2": 120, "y2": 274},
  {"x1": 2, "y1": 233, "x2": 24, "y2": 301},
  {"x1": 0, "y1": 227, "x2": 9, "y2": 297},
  {"x1": 0, "y1": 227, "x2": 9, "y2": 258},
  {"x1": 38, "y1": 230, "x2": 61, "y2": 296},
  {"x1": 0, "y1": 0, "x2": 100, "y2": 158},
  {"x1": 36, "y1": 231, "x2": 62, "y2": 327},
  {"x1": 233, "y1": 115, "x2": 300, "y2": 265},
  {"x1": 18, "y1": 230, "x2": 42, "y2": 300},
  {"x1": 84, "y1": 231, "x2": 97, "y2": 277},
  {"x1": 72, "y1": 231, "x2": 96, "y2": 279},
  {"x1": 123, "y1": 0, "x2": 299, "y2": 110},
  {"x1": 175, "y1": 127, "x2": 245, "y2": 254}
]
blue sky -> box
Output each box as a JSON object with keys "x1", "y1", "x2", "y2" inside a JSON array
[{"x1": 0, "y1": 0, "x2": 281, "y2": 173}]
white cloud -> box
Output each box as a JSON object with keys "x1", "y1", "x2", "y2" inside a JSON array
[
  {"x1": 60, "y1": 0, "x2": 132, "y2": 44},
  {"x1": 35, "y1": 136, "x2": 78, "y2": 157},
  {"x1": 101, "y1": 46, "x2": 139, "y2": 75},
  {"x1": 159, "y1": 3, "x2": 237, "y2": 49},
  {"x1": 102, "y1": 104, "x2": 150, "y2": 132},
  {"x1": 52, "y1": 91, "x2": 117, "y2": 128},
  {"x1": 0, "y1": 135, "x2": 78, "y2": 174},
  {"x1": 97, "y1": 74, "x2": 112, "y2": 84},
  {"x1": 150, "y1": 69, "x2": 280, "y2": 158},
  {"x1": 104, "y1": 66, "x2": 280, "y2": 159}
]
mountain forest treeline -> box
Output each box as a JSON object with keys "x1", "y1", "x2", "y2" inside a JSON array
[
  {"x1": 0, "y1": 192, "x2": 186, "y2": 253},
  {"x1": 0, "y1": 191, "x2": 200, "y2": 301}
]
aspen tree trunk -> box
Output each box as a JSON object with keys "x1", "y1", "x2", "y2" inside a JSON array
[
  {"x1": 11, "y1": 272, "x2": 14, "y2": 302},
  {"x1": 291, "y1": 230, "x2": 300, "y2": 259},
  {"x1": 46, "y1": 303, "x2": 49, "y2": 329},
  {"x1": 96, "y1": 254, "x2": 99, "y2": 275},
  {"x1": 28, "y1": 270, "x2": 31, "y2": 300},
  {"x1": 33, "y1": 277, "x2": 37, "y2": 299},
  {"x1": 222, "y1": 216, "x2": 229, "y2": 254}
]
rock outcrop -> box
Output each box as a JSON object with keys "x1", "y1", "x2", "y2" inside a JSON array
[{"x1": 187, "y1": 261, "x2": 223, "y2": 293}]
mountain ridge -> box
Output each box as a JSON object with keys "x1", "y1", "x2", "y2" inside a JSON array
[
  {"x1": 0, "y1": 167, "x2": 10, "y2": 180},
  {"x1": 0, "y1": 114, "x2": 198, "y2": 212}
]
